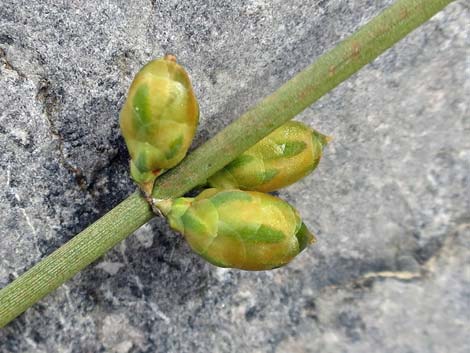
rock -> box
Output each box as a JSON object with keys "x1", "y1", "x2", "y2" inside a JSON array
[{"x1": 0, "y1": 1, "x2": 468, "y2": 352}]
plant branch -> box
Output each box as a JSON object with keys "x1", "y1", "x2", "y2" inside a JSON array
[{"x1": 0, "y1": 0, "x2": 454, "y2": 328}]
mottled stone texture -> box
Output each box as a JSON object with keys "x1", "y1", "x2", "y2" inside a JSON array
[{"x1": 0, "y1": 0, "x2": 468, "y2": 352}]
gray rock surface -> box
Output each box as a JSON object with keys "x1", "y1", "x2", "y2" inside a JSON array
[{"x1": 0, "y1": 0, "x2": 469, "y2": 352}]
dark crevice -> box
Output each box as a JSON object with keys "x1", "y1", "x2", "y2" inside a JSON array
[
  {"x1": 0, "y1": 48, "x2": 26, "y2": 79},
  {"x1": 321, "y1": 222, "x2": 466, "y2": 293},
  {"x1": 35, "y1": 79, "x2": 88, "y2": 190}
]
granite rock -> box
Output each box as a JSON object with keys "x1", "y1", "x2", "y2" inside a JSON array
[{"x1": 0, "y1": 1, "x2": 469, "y2": 352}]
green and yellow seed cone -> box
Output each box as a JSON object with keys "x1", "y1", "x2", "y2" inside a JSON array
[
  {"x1": 155, "y1": 188, "x2": 315, "y2": 271},
  {"x1": 120, "y1": 55, "x2": 199, "y2": 196},
  {"x1": 208, "y1": 121, "x2": 330, "y2": 192}
]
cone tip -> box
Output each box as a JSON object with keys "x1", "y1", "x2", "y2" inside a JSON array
[
  {"x1": 164, "y1": 54, "x2": 177, "y2": 62},
  {"x1": 310, "y1": 232, "x2": 317, "y2": 244}
]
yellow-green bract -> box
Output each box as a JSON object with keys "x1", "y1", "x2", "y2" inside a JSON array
[
  {"x1": 207, "y1": 121, "x2": 330, "y2": 192},
  {"x1": 155, "y1": 188, "x2": 315, "y2": 271},
  {"x1": 120, "y1": 55, "x2": 199, "y2": 196}
]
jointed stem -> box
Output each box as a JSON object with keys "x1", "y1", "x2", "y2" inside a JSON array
[{"x1": 0, "y1": 0, "x2": 454, "y2": 328}]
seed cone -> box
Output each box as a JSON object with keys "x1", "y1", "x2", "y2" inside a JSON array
[
  {"x1": 208, "y1": 121, "x2": 330, "y2": 192},
  {"x1": 120, "y1": 55, "x2": 199, "y2": 195},
  {"x1": 155, "y1": 188, "x2": 315, "y2": 271}
]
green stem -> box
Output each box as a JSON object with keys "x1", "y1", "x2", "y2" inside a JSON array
[
  {"x1": 0, "y1": 193, "x2": 153, "y2": 328},
  {"x1": 0, "y1": 0, "x2": 454, "y2": 328},
  {"x1": 152, "y1": 0, "x2": 454, "y2": 198}
]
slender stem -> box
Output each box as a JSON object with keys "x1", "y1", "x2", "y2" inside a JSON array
[
  {"x1": 152, "y1": 0, "x2": 454, "y2": 198},
  {"x1": 0, "y1": 193, "x2": 153, "y2": 327},
  {"x1": 0, "y1": 0, "x2": 454, "y2": 328}
]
